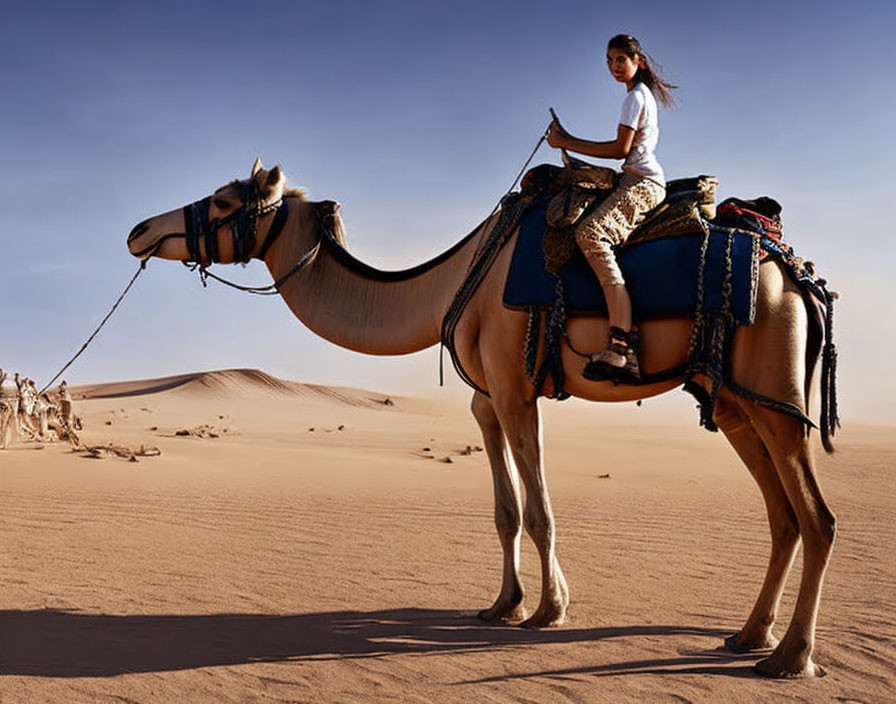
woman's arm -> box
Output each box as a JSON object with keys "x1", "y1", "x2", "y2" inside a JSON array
[{"x1": 547, "y1": 120, "x2": 635, "y2": 160}]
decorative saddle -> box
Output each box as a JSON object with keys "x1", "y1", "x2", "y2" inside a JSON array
[
  {"x1": 442, "y1": 164, "x2": 837, "y2": 443},
  {"x1": 503, "y1": 178, "x2": 759, "y2": 326}
]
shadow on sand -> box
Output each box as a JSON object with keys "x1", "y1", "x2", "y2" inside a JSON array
[{"x1": 0, "y1": 607, "x2": 753, "y2": 679}]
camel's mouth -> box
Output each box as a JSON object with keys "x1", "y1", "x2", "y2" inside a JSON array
[
  {"x1": 126, "y1": 217, "x2": 163, "y2": 259},
  {"x1": 127, "y1": 219, "x2": 150, "y2": 246},
  {"x1": 126, "y1": 206, "x2": 190, "y2": 260}
]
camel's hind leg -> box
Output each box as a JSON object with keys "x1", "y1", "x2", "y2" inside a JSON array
[
  {"x1": 487, "y1": 390, "x2": 569, "y2": 627},
  {"x1": 471, "y1": 391, "x2": 527, "y2": 622},
  {"x1": 713, "y1": 390, "x2": 800, "y2": 652},
  {"x1": 738, "y1": 399, "x2": 836, "y2": 678}
]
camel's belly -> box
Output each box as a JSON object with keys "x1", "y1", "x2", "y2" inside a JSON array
[{"x1": 550, "y1": 316, "x2": 692, "y2": 402}]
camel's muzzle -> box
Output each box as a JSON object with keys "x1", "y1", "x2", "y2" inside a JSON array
[{"x1": 128, "y1": 219, "x2": 150, "y2": 244}]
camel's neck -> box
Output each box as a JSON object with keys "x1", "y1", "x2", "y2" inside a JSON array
[{"x1": 264, "y1": 201, "x2": 495, "y2": 355}]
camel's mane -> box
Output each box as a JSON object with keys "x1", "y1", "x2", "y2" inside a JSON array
[{"x1": 224, "y1": 179, "x2": 307, "y2": 202}]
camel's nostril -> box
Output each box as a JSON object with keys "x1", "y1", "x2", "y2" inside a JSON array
[{"x1": 128, "y1": 221, "x2": 150, "y2": 243}]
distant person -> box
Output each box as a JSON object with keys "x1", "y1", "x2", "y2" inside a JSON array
[
  {"x1": 58, "y1": 379, "x2": 72, "y2": 405},
  {"x1": 0, "y1": 368, "x2": 10, "y2": 448},
  {"x1": 547, "y1": 33, "x2": 676, "y2": 382},
  {"x1": 18, "y1": 376, "x2": 38, "y2": 439},
  {"x1": 57, "y1": 380, "x2": 75, "y2": 435},
  {"x1": 12, "y1": 372, "x2": 25, "y2": 441},
  {"x1": 26, "y1": 378, "x2": 52, "y2": 440}
]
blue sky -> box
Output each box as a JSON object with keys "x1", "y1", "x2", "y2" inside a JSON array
[{"x1": 1, "y1": 0, "x2": 893, "y2": 421}]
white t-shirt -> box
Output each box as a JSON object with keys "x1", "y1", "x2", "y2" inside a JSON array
[{"x1": 618, "y1": 82, "x2": 664, "y2": 186}]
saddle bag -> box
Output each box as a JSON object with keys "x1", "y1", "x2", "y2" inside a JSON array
[
  {"x1": 715, "y1": 197, "x2": 783, "y2": 236},
  {"x1": 544, "y1": 161, "x2": 617, "y2": 229},
  {"x1": 627, "y1": 174, "x2": 719, "y2": 245},
  {"x1": 546, "y1": 185, "x2": 601, "y2": 228}
]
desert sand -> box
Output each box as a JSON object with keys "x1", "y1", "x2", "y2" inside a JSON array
[{"x1": 0, "y1": 369, "x2": 893, "y2": 703}]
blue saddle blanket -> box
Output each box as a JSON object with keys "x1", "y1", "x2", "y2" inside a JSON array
[{"x1": 503, "y1": 199, "x2": 758, "y2": 324}]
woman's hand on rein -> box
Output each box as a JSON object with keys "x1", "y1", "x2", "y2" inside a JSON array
[{"x1": 547, "y1": 119, "x2": 569, "y2": 148}]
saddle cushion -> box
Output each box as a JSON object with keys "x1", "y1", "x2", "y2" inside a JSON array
[{"x1": 503, "y1": 197, "x2": 759, "y2": 325}]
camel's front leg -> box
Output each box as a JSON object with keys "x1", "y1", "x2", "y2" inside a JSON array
[
  {"x1": 471, "y1": 392, "x2": 526, "y2": 622},
  {"x1": 491, "y1": 393, "x2": 568, "y2": 627}
]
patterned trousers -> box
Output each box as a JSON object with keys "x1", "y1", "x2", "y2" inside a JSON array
[{"x1": 574, "y1": 172, "x2": 665, "y2": 286}]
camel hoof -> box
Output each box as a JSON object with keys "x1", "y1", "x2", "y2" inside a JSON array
[
  {"x1": 754, "y1": 655, "x2": 827, "y2": 679},
  {"x1": 477, "y1": 604, "x2": 527, "y2": 623},
  {"x1": 724, "y1": 632, "x2": 779, "y2": 653},
  {"x1": 519, "y1": 608, "x2": 566, "y2": 628}
]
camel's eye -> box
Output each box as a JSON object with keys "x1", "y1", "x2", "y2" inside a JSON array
[{"x1": 213, "y1": 197, "x2": 232, "y2": 210}]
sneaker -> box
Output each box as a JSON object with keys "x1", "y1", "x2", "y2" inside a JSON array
[{"x1": 582, "y1": 326, "x2": 641, "y2": 383}]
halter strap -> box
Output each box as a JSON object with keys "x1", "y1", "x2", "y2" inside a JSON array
[
  {"x1": 182, "y1": 188, "x2": 285, "y2": 265},
  {"x1": 258, "y1": 199, "x2": 290, "y2": 260}
]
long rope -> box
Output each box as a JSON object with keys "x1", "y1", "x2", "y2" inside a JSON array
[
  {"x1": 438, "y1": 122, "x2": 552, "y2": 386},
  {"x1": 39, "y1": 260, "x2": 148, "y2": 394},
  {"x1": 505, "y1": 126, "x2": 550, "y2": 198}
]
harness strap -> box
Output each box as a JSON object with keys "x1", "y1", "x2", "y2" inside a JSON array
[
  {"x1": 182, "y1": 188, "x2": 285, "y2": 266},
  {"x1": 726, "y1": 379, "x2": 816, "y2": 428},
  {"x1": 441, "y1": 194, "x2": 531, "y2": 395},
  {"x1": 183, "y1": 198, "x2": 321, "y2": 295},
  {"x1": 183, "y1": 199, "x2": 206, "y2": 263},
  {"x1": 205, "y1": 220, "x2": 219, "y2": 263},
  {"x1": 258, "y1": 199, "x2": 290, "y2": 260}
]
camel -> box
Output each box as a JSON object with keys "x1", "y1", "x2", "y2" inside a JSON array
[{"x1": 127, "y1": 159, "x2": 837, "y2": 678}]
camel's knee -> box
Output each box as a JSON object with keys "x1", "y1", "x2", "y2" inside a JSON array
[
  {"x1": 494, "y1": 496, "x2": 521, "y2": 540},
  {"x1": 770, "y1": 502, "x2": 800, "y2": 545},
  {"x1": 764, "y1": 503, "x2": 800, "y2": 567},
  {"x1": 804, "y1": 509, "x2": 836, "y2": 554},
  {"x1": 523, "y1": 502, "x2": 554, "y2": 545},
  {"x1": 796, "y1": 461, "x2": 837, "y2": 553},
  {"x1": 814, "y1": 489, "x2": 837, "y2": 546}
]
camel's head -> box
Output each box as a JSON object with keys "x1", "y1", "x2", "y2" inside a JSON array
[{"x1": 127, "y1": 158, "x2": 290, "y2": 264}]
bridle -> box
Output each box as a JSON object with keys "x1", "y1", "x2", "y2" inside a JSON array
[
  {"x1": 130, "y1": 179, "x2": 341, "y2": 295},
  {"x1": 130, "y1": 179, "x2": 291, "y2": 264},
  {"x1": 182, "y1": 180, "x2": 290, "y2": 265}
]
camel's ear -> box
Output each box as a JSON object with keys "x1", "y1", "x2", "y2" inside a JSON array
[
  {"x1": 265, "y1": 164, "x2": 283, "y2": 189},
  {"x1": 256, "y1": 163, "x2": 285, "y2": 198},
  {"x1": 251, "y1": 157, "x2": 264, "y2": 177}
]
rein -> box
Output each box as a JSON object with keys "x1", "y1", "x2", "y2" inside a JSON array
[
  {"x1": 37, "y1": 191, "x2": 324, "y2": 391},
  {"x1": 39, "y1": 259, "x2": 149, "y2": 395}
]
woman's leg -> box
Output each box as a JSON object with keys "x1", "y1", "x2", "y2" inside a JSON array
[
  {"x1": 599, "y1": 280, "x2": 632, "y2": 333},
  {"x1": 574, "y1": 174, "x2": 664, "y2": 373}
]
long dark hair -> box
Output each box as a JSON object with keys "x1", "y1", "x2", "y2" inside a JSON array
[{"x1": 607, "y1": 34, "x2": 677, "y2": 108}]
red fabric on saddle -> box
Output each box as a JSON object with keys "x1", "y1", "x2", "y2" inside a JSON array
[
  {"x1": 716, "y1": 199, "x2": 782, "y2": 236},
  {"x1": 715, "y1": 197, "x2": 784, "y2": 261}
]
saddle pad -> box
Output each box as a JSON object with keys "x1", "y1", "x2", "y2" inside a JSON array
[{"x1": 503, "y1": 198, "x2": 758, "y2": 324}]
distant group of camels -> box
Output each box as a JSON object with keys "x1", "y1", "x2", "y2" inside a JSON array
[{"x1": 127, "y1": 159, "x2": 837, "y2": 678}]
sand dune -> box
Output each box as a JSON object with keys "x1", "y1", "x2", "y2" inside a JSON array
[
  {"x1": 73, "y1": 368, "x2": 395, "y2": 408},
  {"x1": 1, "y1": 370, "x2": 893, "y2": 702}
]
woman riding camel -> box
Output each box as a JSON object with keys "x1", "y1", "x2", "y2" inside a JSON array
[{"x1": 547, "y1": 33, "x2": 676, "y2": 382}]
